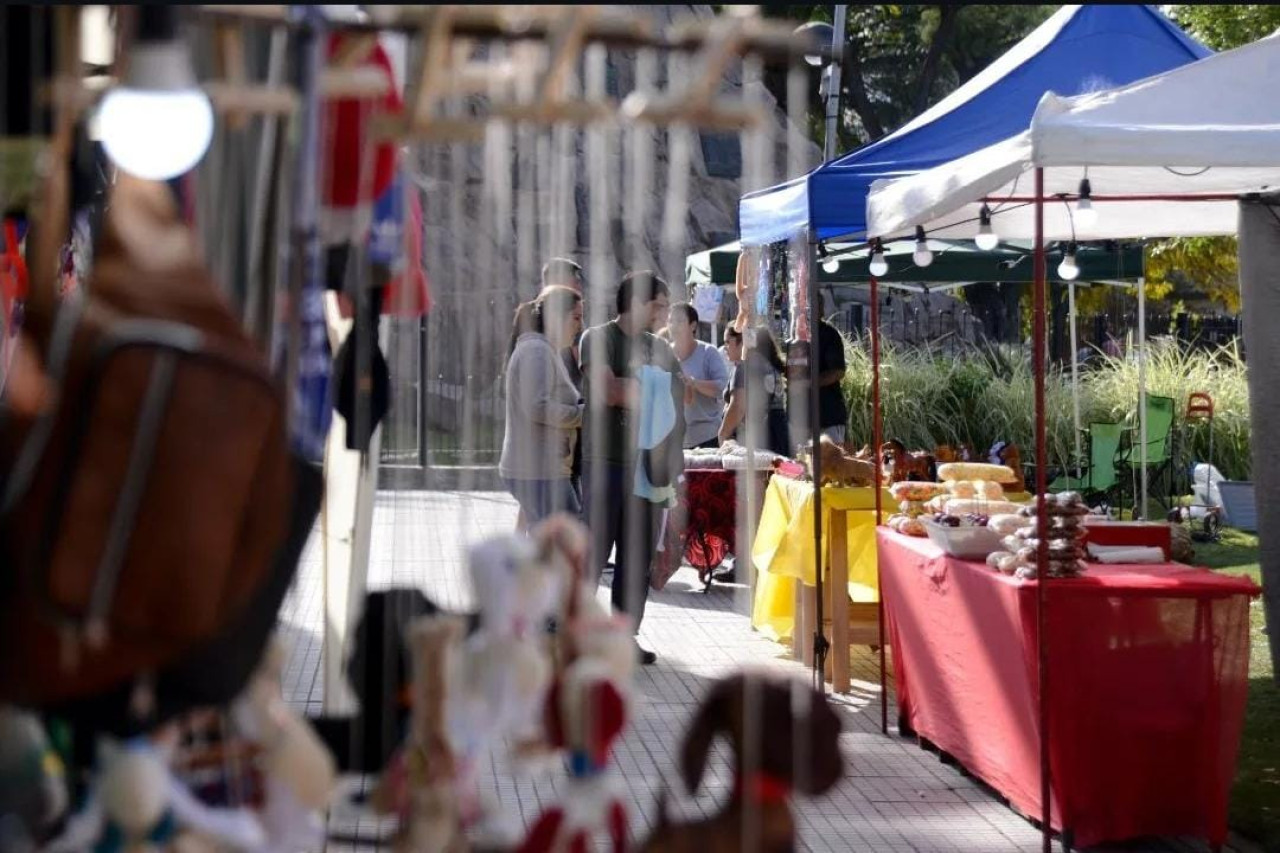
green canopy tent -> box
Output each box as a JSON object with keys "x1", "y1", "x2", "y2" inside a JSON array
[
  {"x1": 684, "y1": 237, "x2": 1145, "y2": 464},
  {"x1": 685, "y1": 238, "x2": 1142, "y2": 286}
]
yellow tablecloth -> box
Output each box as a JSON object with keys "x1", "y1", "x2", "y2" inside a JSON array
[
  {"x1": 750, "y1": 477, "x2": 891, "y2": 643},
  {"x1": 748, "y1": 477, "x2": 1032, "y2": 643}
]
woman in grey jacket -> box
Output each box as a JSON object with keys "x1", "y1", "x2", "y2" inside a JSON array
[{"x1": 499, "y1": 286, "x2": 585, "y2": 524}]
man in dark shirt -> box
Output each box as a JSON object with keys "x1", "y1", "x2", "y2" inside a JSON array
[
  {"x1": 580, "y1": 271, "x2": 681, "y2": 665},
  {"x1": 785, "y1": 318, "x2": 849, "y2": 446}
]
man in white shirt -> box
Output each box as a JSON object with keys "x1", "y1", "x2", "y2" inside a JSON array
[{"x1": 667, "y1": 302, "x2": 729, "y2": 449}]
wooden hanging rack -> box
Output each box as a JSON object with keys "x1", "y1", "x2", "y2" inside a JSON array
[{"x1": 50, "y1": 5, "x2": 812, "y2": 137}]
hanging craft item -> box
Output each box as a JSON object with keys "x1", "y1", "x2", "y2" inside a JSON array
[
  {"x1": 382, "y1": 182, "x2": 432, "y2": 318},
  {"x1": 639, "y1": 672, "x2": 844, "y2": 852},
  {"x1": 44, "y1": 730, "x2": 267, "y2": 853},
  {"x1": 517, "y1": 516, "x2": 636, "y2": 853},
  {"x1": 0, "y1": 706, "x2": 68, "y2": 850},
  {"x1": 370, "y1": 614, "x2": 468, "y2": 853},
  {"x1": 0, "y1": 172, "x2": 293, "y2": 709},
  {"x1": 0, "y1": 218, "x2": 27, "y2": 382},
  {"x1": 373, "y1": 533, "x2": 565, "y2": 849},
  {"x1": 229, "y1": 637, "x2": 337, "y2": 853},
  {"x1": 319, "y1": 32, "x2": 402, "y2": 248},
  {"x1": 282, "y1": 5, "x2": 332, "y2": 464},
  {"x1": 789, "y1": 234, "x2": 810, "y2": 343},
  {"x1": 731, "y1": 248, "x2": 758, "y2": 333}
]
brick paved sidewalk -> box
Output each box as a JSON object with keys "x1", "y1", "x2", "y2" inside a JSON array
[{"x1": 279, "y1": 490, "x2": 1244, "y2": 853}]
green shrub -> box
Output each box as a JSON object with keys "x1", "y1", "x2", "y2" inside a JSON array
[{"x1": 839, "y1": 335, "x2": 1251, "y2": 480}]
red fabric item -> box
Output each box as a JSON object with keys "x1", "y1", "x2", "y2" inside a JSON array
[
  {"x1": 681, "y1": 469, "x2": 771, "y2": 583},
  {"x1": 383, "y1": 188, "x2": 431, "y2": 317},
  {"x1": 735, "y1": 772, "x2": 792, "y2": 805},
  {"x1": 322, "y1": 34, "x2": 400, "y2": 210},
  {"x1": 517, "y1": 808, "x2": 566, "y2": 853},
  {"x1": 1082, "y1": 521, "x2": 1173, "y2": 560},
  {"x1": 683, "y1": 469, "x2": 736, "y2": 576},
  {"x1": 586, "y1": 680, "x2": 626, "y2": 768},
  {"x1": 607, "y1": 800, "x2": 627, "y2": 853},
  {"x1": 1, "y1": 218, "x2": 28, "y2": 311},
  {"x1": 878, "y1": 530, "x2": 1258, "y2": 849}
]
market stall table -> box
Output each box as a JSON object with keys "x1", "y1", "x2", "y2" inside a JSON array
[
  {"x1": 751, "y1": 476, "x2": 892, "y2": 691},
  {"x1": 877, "y1": 528, "x2": 1259, "y2": 849}
]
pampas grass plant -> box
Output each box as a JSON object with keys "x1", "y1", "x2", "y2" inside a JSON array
[{"x1": 837, "y1": 334, "x2": 1251, "y2": 480}]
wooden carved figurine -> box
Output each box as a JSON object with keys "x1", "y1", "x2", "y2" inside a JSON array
[
  {"x1": 639, "y1": 672, "x2": 844, "y2": 853},
  {"x1": 880, "y1": 439, "x2": 937, "y2": 483}
]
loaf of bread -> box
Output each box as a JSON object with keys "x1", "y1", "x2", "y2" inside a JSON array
[
  {"x1": 943, "y1": 498, "x2": 1026, "y2": 517},
  {"x1": 937, "y1": 462, "x2": 1019, "y2": 485},
  {"x1": 890, "y1": 481, "x2": 948, "y2": 502}
]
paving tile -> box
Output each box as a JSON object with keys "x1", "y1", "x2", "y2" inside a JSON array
[{"x1": 281, "y1": 490, "x2": 1233, "y2": 853}]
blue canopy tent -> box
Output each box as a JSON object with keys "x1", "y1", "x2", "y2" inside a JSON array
[{"x1": 738, "y1": 5, "x2": 1210, "y2": 247}]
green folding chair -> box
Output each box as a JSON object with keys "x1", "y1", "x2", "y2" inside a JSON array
[
  {"x1": 1117, "y1": 395, "x2": 1176, "y2": 516},
  {"x1": 1049, "y1": 422, "x2": 1124, "y2": 509}
]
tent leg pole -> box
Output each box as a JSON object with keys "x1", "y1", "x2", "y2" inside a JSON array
[
  {"x1": 808, "y1": 235, "x2": 827, "y2": 694},
  {"x1": 1138, "y1": 276, "x2": 1148, "y2": 519},
  {"x1": 1069, "y1": 282, "x2": 1081, "y2": 466},
  {"x1": 1033, "y1": 168, "x2": 1052, "y2": 853},
  {"x1": 872, "y1": 275, "x2": 886, "y2": 735}
]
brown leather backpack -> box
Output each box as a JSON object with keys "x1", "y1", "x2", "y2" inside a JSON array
[{"x1": 0, "y1": 171, "x2": 293, "y2": 708}]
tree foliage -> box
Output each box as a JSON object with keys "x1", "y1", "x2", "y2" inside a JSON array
[
  {"x1": 1140, "y1": 7, "x2": 1279, "y2": 311},
  {"x1": 1166, "y1": 4, "x2": 1280, "y2": 51},
  {"x1": 761, "y1": 5, "x2": 1054, "y2": 149}
]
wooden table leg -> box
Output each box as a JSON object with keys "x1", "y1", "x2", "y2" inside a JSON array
[
  {"x1": 801, "y1": 583, "x2": 817, "y2": 668},
  {"x1": 792, "y1": 577, "x2": 805, "y2": 661},
  {"x1": 829, "y1": 509, "x2": 851, "y2": 694}
]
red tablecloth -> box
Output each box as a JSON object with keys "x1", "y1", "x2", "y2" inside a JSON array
[
  {"x1": 1082, "y1": 520, "x2": 1173, "y2": 560},
  {"x1": 877, "y1": 530, "x2": 1259, "y2": 849},
  {"x1": 680, "y1": 468, "x2": 770, "y2": 582}
]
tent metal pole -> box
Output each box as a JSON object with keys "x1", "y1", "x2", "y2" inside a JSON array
[
  {"x1": 808, "y1": 235, "x2": 828, "y2": 693},
  {"x1": 872, "y1": 275, "x2": 886, "y2": 735},
  {"x1": 1069, "y1": 282, "x2": 1081, "y2": 466},
  {"x1": 1033, "y1": 167, "x2": 1052, "y2": 853},
  {"x1": 1138, "y1": 276, "x2": 1148, "y2": 519}
]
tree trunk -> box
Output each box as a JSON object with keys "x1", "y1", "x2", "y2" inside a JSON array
[
  {"x1": 1049, "y1": 281, "x2": 1069, "y2": 364},
  {"x1": 914, "y1": 6, "x2": 963, "y2": 115},
  {"x1": 841, "y1": 37, "x2": 886, "y2": 142}
]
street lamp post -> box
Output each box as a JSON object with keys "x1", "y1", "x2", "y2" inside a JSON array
[{"x1": 799, "y1": 6, "x2": 847, "y2": 690}]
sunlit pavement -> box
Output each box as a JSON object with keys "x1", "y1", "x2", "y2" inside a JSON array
[{"x1": 280, "y1": 490, "x2": 1248, "y2": 853}]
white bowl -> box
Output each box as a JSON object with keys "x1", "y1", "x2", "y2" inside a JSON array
[{"x1": 921, "y1": 519, "x2": 1004, "y2": 560}]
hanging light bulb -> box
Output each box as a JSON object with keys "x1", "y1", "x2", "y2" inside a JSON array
[
  {"x1": 822, "y1": 256, "x2": 841, "y2": 273},
  {"x1": 97, "y1": 7, "x2": 214, "y2": 181},
  {"x1": 1074, "y1": 178, "x2": 1098, "y2": 229},
  {"x1": 912, "y1": 226, "x2": 933, "y2": 268},
  {"x1": 975, "y1": 204, "x2": 999, "y2": 251},
  {"x1": 868, "y1": 241, "x2": 888, "y2": 277},
  {"x1": 1057, "y1": 242, "x2": 1080, "y2": 281}
]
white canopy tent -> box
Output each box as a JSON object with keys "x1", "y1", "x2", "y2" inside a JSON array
[
  {"x1": 866, "y1": 31, "x2": 1280, "y2": 518},
  {"x1": 867, "y1": 33, "x2": 1280, "y2": 245}
]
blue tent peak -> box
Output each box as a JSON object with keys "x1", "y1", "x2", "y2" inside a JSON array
[{"x1": 738, "y1": 5, "x2": 1210, "y2": 246}]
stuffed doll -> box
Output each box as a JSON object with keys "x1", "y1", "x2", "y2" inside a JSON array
[
  {"x1": 373, "y1": 533, "x2": 565, "y2": 849},
  {"x1": 0, "y1": 706, "x2": 68, "y2": 850},
  {"x1": 451, "y1": 534, "x2": 566, "y2": 845},
  {"x1": 517, "y1": 618, "x2": 635, "y2": 853},
  {"x1": 517, "y1": 510, "x2": 637, "y2": 853},
  {"x1": 229, "y1": 636, "x2": 337, "y2": 853},
  {"x1": 45, "y1": 728, "x2": 266, "y2": 853},
  {"x1": 639, "y1": 672, "x2": 844, "y2": 853},
  {"x1": 372, "y1": 615, "x2": 469, "y2": 853}
]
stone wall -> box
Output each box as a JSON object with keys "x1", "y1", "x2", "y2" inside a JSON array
[{"x1": 408, "y1": 4, "x2": 822, "y2": 404}]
